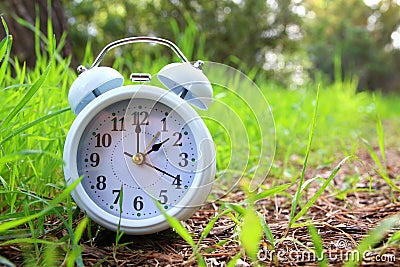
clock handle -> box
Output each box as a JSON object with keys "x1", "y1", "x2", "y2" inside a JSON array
[
  {"x1": 73, "y1": 36, "x2": 213, "y2": 111},
  {"x1": 79, "y1": 36, "x2": 190, "y2": 72}
]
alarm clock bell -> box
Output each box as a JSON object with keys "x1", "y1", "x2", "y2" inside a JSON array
[{"x1": 68, "y1": 37, "x2": 213, "y2": 116}]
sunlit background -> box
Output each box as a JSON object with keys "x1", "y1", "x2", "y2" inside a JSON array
[{"x1": 1, "y1": 0, "x2": 400, "y2": 92}]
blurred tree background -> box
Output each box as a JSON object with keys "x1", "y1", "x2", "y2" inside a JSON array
[{"x1": 1, "y1": 0, "x2": 400, "y2": 92}]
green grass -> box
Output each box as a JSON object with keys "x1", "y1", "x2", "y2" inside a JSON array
[{"x1": 1, "y1": 15, "x2": 400, "y2": 266}]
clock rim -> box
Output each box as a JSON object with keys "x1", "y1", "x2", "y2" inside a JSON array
[{"x1": 63, "y1": 84, "x2": 215, "y2": 234}]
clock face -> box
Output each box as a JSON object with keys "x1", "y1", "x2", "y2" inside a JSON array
[{"x1": 76, "y1": 98, "x2": 199, "y2": 220}]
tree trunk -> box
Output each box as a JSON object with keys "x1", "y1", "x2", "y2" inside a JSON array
[{"x1": 0, "y1": 0, "x2": 72, "y2": 67}]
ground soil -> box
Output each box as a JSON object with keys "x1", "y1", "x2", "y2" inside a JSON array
[{"x1": 1, "y1": 147, "x2": 400, "y2": 266}]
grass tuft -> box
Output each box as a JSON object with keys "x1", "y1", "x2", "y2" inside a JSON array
[{"x1": 287, "y1": 86, "x2": 320, "y2": 232}]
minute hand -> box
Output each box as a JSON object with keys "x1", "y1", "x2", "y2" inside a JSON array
[
  {"x1": 135, "y1": 123, "x2": 141, "y2": 153},
  {"x1": 143, "y1": 162, "x2": 177, "y2": 179}
]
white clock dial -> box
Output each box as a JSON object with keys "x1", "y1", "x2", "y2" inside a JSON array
[
  {"x1": 64, "y1": 85, "x2": 215, "y2": 234},
  {"x1": 77, "y1": 98, "x2": 199, "y2": 220}
]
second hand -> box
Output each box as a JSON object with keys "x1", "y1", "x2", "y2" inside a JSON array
[{"x1": 143, "y1": 131, "x2": 160, "y2": 153}]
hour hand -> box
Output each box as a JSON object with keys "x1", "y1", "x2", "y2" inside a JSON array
[{"x1": 145, "y1": 138, "x2": 170, "y2": 155}]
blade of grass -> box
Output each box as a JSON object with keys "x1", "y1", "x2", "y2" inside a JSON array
[
  {"x1": 0, "y1": 176, "x2": 83, "y2": 232},
  {"x1": 43, "y1": 243, "x2": 59, "y2": 267},
  {"x1": 17, "y1": 62, "x2": 27, "y2": 85},
  {"x1": 364, "y1": 99, "x2": 400, "y2": 192},
  {"x1": 287, "y1": 86, "x2": 320, "y2": 231},
  {"x1": 226, "y1": 253, "x2": 242, "y2": 267},
  {"x1": 34, "y1": 7, "x2": 41, "y2": 60},
  {"x1": 0, "y1": 19, "x2": 12, "y2": 87},
  {"x1": 156, "y1": 204, "x2": 205, "y2": 266},
  {"x1": 361, "y1": 138, "x2": 384, "y2": 171},
  {"x1": 254, "y1": 183, "x2": 292, "y2": 201},
  {"x1": 196, "y1": 254, "x2": 207, "y2": 267},
  {"x1": 46, "y1": 0, "x2": 54, "y2": 54},
  {"x1": 388, "y1": 229, "x2": 400, "y2": 244},
  {"x1": 113, "y1": 185, "x2": 126, "y2": 261},
  {"x1": 0, "y1": 59, "x2": 52, "y2": 129},
  {"x1": 361, "y1": 138, "x2": 400, "y2": 191},
  {"x1": 0, "y1": 37, "x2": 8, "y2": 61},
  {"x1": 0, "y1": 107, "x2": 69, "y2": 145},
  {"x1": 82, "y1": 39, "x2": 93, "y2": 67},
  {"x1": 0, "y1": 17, "x2": 10, "y2": 61},
  {"x1": 0, "y1": 255, "x2": 15, "y2": 267},
  {"x1": 344, "y1": 214, "x2": 400, "y2": 267},
  {"x1": 66, "y1": 217, "x2": 88, "y2": 267},
  {"x1": 156, "y1": 201, "x2": 195, "y2": 248},
  {"x1": 258, "y1": 213, "x2": 274, "y2": 247},
  {"x1": 116, "y1": 184, "x2": 124, "y2": 242},
  {"x1": 0, "y1": 238, "x2": 62, "y2": 246},
  {"x1": 0, "y1": 150, "x2": 62, "y2": 174},
  {"x1": 0, "y1": 229, "x2": 31, "y2": 240},
  {"x1": 224, "y1": 203, "x2": 246, "y2": 216},
  {"x1": 308, "y1": 224, "x2": 328, "y2": 267},
  {"x1": 0, "y1": 200, "x2": 66, "y2": 222},
  {"x1": 291, "y1": 155, "x2": 356, "y2": 225},
  {"x1": 239, "y1": 201, "x2": 262, "y2": 261},
  {"x1": 258, "y1": 213, "x2": 279, "y2": 265},
  {"x1": 374, "y1": 96, "x2": 387, "y2": 170},
  {"x1": 193, "y1": 209, "x2": 231, "y2": 253}
]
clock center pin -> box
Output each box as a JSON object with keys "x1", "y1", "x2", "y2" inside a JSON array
[{"x1": 132, "y1": 152, "x2": 145, "y2": 165}]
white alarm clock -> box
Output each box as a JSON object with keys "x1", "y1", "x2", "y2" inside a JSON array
[{"x1": 63, "y1": 37, "x2": 216, "y2": 234}]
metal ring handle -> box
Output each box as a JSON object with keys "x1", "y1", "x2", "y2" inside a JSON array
[{"x1": 89, "y1": 36, "x2": 189, "y2": 70}]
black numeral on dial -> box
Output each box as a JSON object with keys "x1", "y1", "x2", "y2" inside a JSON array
[
  {"x1": 178, "y1": 152, "x2": 189, "y2": 167},
  {"x1": 111, "y1": 117, "x2": 125, "y2": 131},
  {"x1": 133, "y1": 196, "x2": 144, "y2": 211},
  {"x1": 173, "y1": 132, "x2": 182, "y2": 146},
  {"x1": 132, "y1": 111, "x2": 149, "y2": 125},
  {"x1": 172, "y1": 175, "x2": 182, "y2": 189},
  {"x1": 112, "y1": 189, "x2": 121, "y2": 204},
  {"x1": 161, "y1": 117, "x2": 168, "y2": 132},
  {"x1": 89, "y1": 152, "x2": 100, "y2": 167},
  {"x1": 159, "y1": 190, "x2": 168, "y2": 204},
  {"x1": 95, "y1": 133, "x2": 112, "y2": 147},
  {"x1": 96, "y1": 175, "x2": 106, "y2": 190}
]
